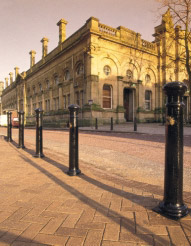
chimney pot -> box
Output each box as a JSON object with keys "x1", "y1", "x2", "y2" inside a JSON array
[
  {"x1": 41, "y1": 37, "x2": 49, "y2": 58},
  {"x1": 57, "y1": 18, "x2": 68, "y2": 44}
]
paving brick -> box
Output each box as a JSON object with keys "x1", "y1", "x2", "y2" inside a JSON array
[
  {"x1": 0, "y1": 219, "x2": 30, "y2": 231},
  {"x1": 181, "y1": 220, "x2": 191, "y2": 236},
  {"x1": 135, "y1": 211, "x2": 149, "y2": 226},
  {"x1": 21, "y1": 215, "x2": 50, "y2": 224},
  {"x1": 76, "y1": 222, "x2": 105, "y2": 230},
  {"x1": 66, "y1": 236, "x2": 85, "y2": 246},
  {"x1": 136, "y1": 225, "x2": 168, "y2": 235},
  {"x1": 16, "y1": 223, "x2": 45, "y2": 242},
  {"x1": 84, "y1": 229, "x2": 104, "y2": 246},
  {"x1": 77, "y1": 209, "x2": 96, "y2": 225},
  {"x1": 103, "y1": 223, "x2": 120, "y2": 241},
  {"x1": 56, "y1": 227, "x2": 88, "y2": 237},
  {"x1": 109, "y1": 199, "x2": 122, "y2": 212},
  {"x1": 40, "y1": 217, "x2": 66, "y2": 234},
  {"x1": 120, "y1": 218, "x2": 135, "y2": 234},
  {"x1": 40, "y1": 210, "x2": 67, "y2": 219},
  {"x1": 5, "y1": 208, "x2": 31, "y2": 221},
  {"x1": 153, "y1": 235, "x2": 171, "y2": 246},
  {"x1": 120, "y1": 231, "x2": 153, "y2": 245},
  {"x1": 0, "y1": 211, "x2": 15, "y2": 224},
  {"x1": 167, "y1": 226, "x2": 190, "y2": 246},
  {"x1": 0, "y1": 229, "x2": 22, "y2": 245},
  {"x1": 12, "y1": 242, "x2": 49, "y2": 246},
  {"x1": 61, "y1": 213, "x2": 81, "y2": 228},
  {"x1": 33, "y1": 233, "x2": 69, "y2": 246},
  {"x1": 93, "y1": 215, "x2": 120, "y2": 224},
  {"x1": 102, "y1": 241, "x2": 137, "y2": 246}
]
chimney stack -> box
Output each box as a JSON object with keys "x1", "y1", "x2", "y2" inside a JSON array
[
  {"x1": 9, "y1": 72, "x2": 13, "y2": 84},
  {"x1": 57, "y1": 19, "x2": 68, "y2": 44},
  {"x1": 41, "y1": 37, "x2": 49, "y2": 58},
  {"x1": 14, "y1": 67, "x2": 19, "y2": 79},
  {"x1": 5, "y1": 77, "x2": 9, "y2": 88},
  {"x1": 29, "y1": 50, "x2": 36, "y2": 67}
]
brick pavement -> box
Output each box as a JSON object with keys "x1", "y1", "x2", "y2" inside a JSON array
[{"x1": 0, "y1": 135, "x2": 191, "y2": 245}]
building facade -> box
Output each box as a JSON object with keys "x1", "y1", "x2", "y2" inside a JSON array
[{"x1": 1, "y1": 10, "x2": 190, "y2": 126}]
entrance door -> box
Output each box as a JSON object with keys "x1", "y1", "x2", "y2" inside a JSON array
[{"x1": 124, "y1": 88, "x2": 134, "y2": 121}]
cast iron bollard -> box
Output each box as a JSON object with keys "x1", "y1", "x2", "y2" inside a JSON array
[
  {"x1": 7, "y1": 112, "x2": 12, "y2": 142},
  {"x1": 34, "y1": 108, "x2": 44, "y2": 158},
  {"x1": 67, "y1": 104, "x2": 81, "y2": 176},
  {"x1": 134, "y1": 117, "x2": 137, "y2": 131},
  {"x1": 156, "y1": 81, "x2": 188, "y2": 219},
  {"x1": 18, "y1": 111, "x2": 25, "y2": 148},
  {"x1": 95, "y1": 118, "x2": 98, "y2": 130},
  {"x1": 111, "y1": 117, "x2": 113, "y2": 131}
]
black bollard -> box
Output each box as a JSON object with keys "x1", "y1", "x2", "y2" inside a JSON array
[
  {"x1": 111, "y1": 117, "x2": 113, "y2": 131},
  {"x1": 7, "y1": 112, "x2": 12, "y2": 142},
  {"x1": 95, "y1": 118, "x2": 98, "y2": 130},
  {"x1": 34, "y1": 108, "x2": 44, "y2": 158},
  {"x1": 67, "y1": 104, "x2": 81, "y2": 176},
  {"x1": 134, "y1": 117, "x2": 137, "y2": 131},
  {"x1": 156, "y1": 81, "x2": 188, "y2": 219},
  {"x1": 18, "y1": 111, "x2": 25, "y2": 148}
]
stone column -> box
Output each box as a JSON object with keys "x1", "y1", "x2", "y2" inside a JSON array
[
  {"x1": 57, "y1": 19, "x2": 68, "y2": 44},
  {"x1": 41, "y1": 37, "x2": 49, "y2": 58}
]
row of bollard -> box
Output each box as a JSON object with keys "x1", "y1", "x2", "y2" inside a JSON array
[
  {"x1": 94, "y1": 117, "x2": 137, "y2": 131},
  {"x1": 6, "y1": 81, "x2": 189, "y2": 220}
]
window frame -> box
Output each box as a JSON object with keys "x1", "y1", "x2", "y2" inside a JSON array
[
  {"x1": 145, "y1": 90, "x2": 152, "y2": 111},
  {"x1": 102, "y1": 84, "x2": 112, "y2": 109}
]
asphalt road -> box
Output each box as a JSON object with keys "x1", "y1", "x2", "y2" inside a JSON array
[{"x1": 1, "y1": 127, "x2": 191, "y2": 192}]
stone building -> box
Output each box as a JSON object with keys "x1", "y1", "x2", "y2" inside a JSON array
[{"x1": 1, "y1": 9, "x2": 190, "y2": 126}]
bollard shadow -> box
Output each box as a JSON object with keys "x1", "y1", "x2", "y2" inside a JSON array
[
  {"x1": 16, "y1": 152, "x2": 172, "y2": 246},
  {"x1": 0, "y1": 230, "x2": 49, "y2": 245}
]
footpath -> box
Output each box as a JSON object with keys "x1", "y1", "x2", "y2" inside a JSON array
[{"x1": 0, "y1": 129, "x2": 190, "y2": 245}]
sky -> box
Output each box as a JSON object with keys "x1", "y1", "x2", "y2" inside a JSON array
[{"x1": 0, "y1": 0, "x2": 162, "y2": 84}]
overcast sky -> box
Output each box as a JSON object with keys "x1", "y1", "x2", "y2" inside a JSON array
[{"x1": 0, "y1": 0, "x2": 162, "y2": 84}]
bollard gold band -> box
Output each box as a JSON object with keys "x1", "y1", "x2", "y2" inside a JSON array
[{"x1": 166, "y1": 116, "x2": 175, "y2": 126}]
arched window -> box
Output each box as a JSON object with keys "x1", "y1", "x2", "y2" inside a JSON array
[
  {"x1": 145, "y1": 90, "x2": 152, "y2": 111},
  {"x1": 54, "y1": 75, "x2": 59, "y2": 85},
  {"x1": 76, "y1": 63, "x2": 84, "y2": 76},
  {"x1": 103, "y1": 84, "x2": 112, "y2": 109},
  {"x1": 39, "y1": 83, "x2": 42, "y2": 92},
  {"x1": 126, "y1": 70, "x2": 133, "y2": 80},
  {"x1": 103, "y1": 65, "x2": 111, "y2": 76},
  {"x1": 145, "y1": 74, "x2": 151, "y2": 84},
  {"x1": 64, "y1": 70, "x2": 70, "y2": 81},
  {"x1": 46, "y1": 80, "x2": 50, "y2": 89}
]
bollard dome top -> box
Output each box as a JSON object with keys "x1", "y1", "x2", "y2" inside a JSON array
[
  {"x1": 68, "y1": 104, "x2": 80, "y2": 111},
  {"x1": 35, "y1": 108, "x2": 43, "y2": 113},
  {"x1": 163, "y1": 81, "x2": 188, "y2": 96}
]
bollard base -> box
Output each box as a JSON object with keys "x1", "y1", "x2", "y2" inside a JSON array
[
  {"x1": 17, "y1": 146, "x2": 25, "y2": 149},
  {"x1": 33, "y1": 153, "x2": 45, "y2": 158},
  {"x1": 7, "y1": 139, "x2": 13, "y2": 142},
  {"x1": 154, "y1": 201, "x2": 188, "y2": 220},
  {"x1": 67, "y1": 169, "x2": 81, "y2": 176}
]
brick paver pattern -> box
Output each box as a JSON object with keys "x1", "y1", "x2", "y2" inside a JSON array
[{"x1": 0, "y1": 126, "x2": 190, "y2": 245}]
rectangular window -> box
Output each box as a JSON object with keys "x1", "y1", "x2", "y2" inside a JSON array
[
  {"x1": 64, "y1": 96, "x2": 66, "y2": 109},
  {"x1": 76, "y1": 92, "x2": 80, "y2": 105},
  {"x1": 103, "y1": 84, "x2": 112, "y2": 109},
  {"x1": 68, "y1": 94, "x2": 70, "y2": 106},
  {"x1": 81, "y1": 90, "x2": 84, "y2": 107},
  {"x1": 145, "y1": 90, "x2": 152, "y2": 111}
]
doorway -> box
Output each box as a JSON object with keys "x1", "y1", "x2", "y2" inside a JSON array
[{"x1": 124, "y1": 88, "x2": 134, "y2": 121}]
